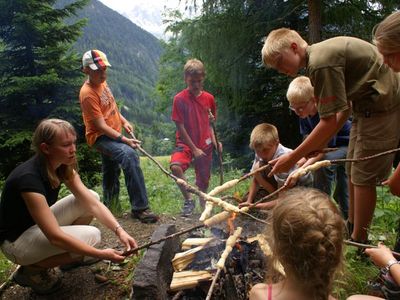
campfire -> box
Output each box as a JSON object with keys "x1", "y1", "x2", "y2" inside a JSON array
[{"x1": 169, "y1": 225, "x2": 267, "y2": 299}]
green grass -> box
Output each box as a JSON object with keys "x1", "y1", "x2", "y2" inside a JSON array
[
  {"x1": 1, "y1": 156, "x2": 399, "y2": 299},
  {"x1": 0, "y1": 252, "x2": 14, "y2": 283},
  {"x1": 334, "y1": 185, "x2": 400, "y2": 299},
  {"x1": 108, "y1": 156, "x2": 249, "y2": 216}
]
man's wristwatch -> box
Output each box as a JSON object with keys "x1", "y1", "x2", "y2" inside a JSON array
[{"x1": 384, "y1": 259, "x2": 399, "y2": 274}]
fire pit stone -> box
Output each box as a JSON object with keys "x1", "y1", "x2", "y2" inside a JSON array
[{"x1": 131, "y1": 224, "x2": 179, "y2": 300}]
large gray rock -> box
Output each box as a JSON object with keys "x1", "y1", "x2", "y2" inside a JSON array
[{"x1": 131, "y1": 224, "x2": 179, "y2": 300}]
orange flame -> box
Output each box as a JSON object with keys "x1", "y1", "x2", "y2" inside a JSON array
[{"x1": 227, "y1": 212, "x2": 237, "y2": 234}]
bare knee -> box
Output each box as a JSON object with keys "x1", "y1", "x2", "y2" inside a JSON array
[{"x1": 171, "y1": 164, "x2": 183, "y2": 177}]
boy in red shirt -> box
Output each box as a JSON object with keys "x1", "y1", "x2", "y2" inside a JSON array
[{"x1": 170, "y1": 59, "x2": 222, "y2": 217}]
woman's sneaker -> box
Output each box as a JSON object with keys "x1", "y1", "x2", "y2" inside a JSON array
[
  {"x1": 13, "y1": 266, "x2": 62, "y2": 294},
  {"x1": 60, "y1": 256, "x2": 100, "y2": 271}
]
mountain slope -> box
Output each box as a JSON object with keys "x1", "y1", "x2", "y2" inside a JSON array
[{"x1": 58, "y1": 0, "x2": 164, "y2": 125}]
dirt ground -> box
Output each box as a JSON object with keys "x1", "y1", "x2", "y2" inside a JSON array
[
  {"x1": 0, "y1": 209, "x2": 267, "y2": 300},
  {"x1": 0, "y1": 212, "x2": 196, "y2": 300}
]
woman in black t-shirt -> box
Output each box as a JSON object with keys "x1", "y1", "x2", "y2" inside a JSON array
[{"x1": 0, "y1": 119, "x2": 137, "y2": 294}]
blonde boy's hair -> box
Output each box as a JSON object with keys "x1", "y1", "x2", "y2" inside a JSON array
[
  {"x1": 373, "y1": 11, "x2": 400, "y2": 54},
  {"x1": 249, "y1": 123, "x2": 279, "y2": 151},
  {"x1": 286, "y1": 76, "x2": 314, "y2": 105},
  {"x1": 184, "y1": 59, "x2": 205, "y2": 77},
  {"x1": 261, "y1": 28, "x2": 308, "y2": 68}
]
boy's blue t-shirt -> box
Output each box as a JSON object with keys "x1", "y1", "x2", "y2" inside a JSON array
[{"x1": 299, "y1": 113, "x2": 351, "y2": 147}]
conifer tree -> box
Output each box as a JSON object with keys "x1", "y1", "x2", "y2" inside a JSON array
[{"x1": 0, "y1": 0, "x2": 88, "y2": 177}]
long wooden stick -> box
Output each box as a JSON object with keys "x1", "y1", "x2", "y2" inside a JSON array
[
  {"x1": 237, "y1": 148, "x2": 338, "y2": 183},
  {"x1": 238, "y1": 164, "x2": 272, "y2": 183},
  {"x1": 0, "y1": 265, "x2": 20, "y2": 294},
  {"x1": 344, "y1": 239, "x2": 400, "y2": 259},
  {"x1": 205, "y1": 268, "x2": 222, "y2": 300},
  {"x1": 122, "y1": 224, "x2": 205, "y2": 257},
  {"x1": 249, "y1": 147, "x2": 400, "y2": 208},
  {"x1": 206, "y1": 227, "x2": 242, "y2": 300},
  {"x1": 129, "y1": 131, "x2": 176, "y2": 179},
  {"x1": 171, "y1": 290, "x2": 185, "y2": 300},
  {"x1": 331, "y1": 147, "x2": 400, "y2": 163},
  {"x1": 209, "y1": 109, "x2": 224, "y2": 185},
  {"x1": 250, "y1": 185, "x2": 288, "y2": 208},
  {"x1": 128, "y1": 132, "x2": 245, "y2": 215}
]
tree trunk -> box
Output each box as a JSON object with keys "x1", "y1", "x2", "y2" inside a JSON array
[{"x1": 308, "y1": 0, "x2": 322, "y2": 43}]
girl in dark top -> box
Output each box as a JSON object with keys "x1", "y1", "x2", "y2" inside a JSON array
[
  {"x1": 0, "y1": 119, "x2": 137, "y2": 294},
  {"x1": 249, "y1": 188, "x2": 344, "y2": 300}
]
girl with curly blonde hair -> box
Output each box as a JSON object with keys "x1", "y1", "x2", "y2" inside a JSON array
[{"x1": 250, "y1": 187, "x2": 344, "y2": 300}]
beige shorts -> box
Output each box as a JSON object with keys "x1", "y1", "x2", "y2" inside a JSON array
[
  {"x1": 347, "y1": 108, "x2": 400, "y2": 186},
  {"x1": 0, "y1": 191, "x2": 101, "y2": 266}
]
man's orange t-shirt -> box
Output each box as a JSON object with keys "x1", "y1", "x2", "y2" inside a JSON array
[{"x1": 79, "y1": 81, "x2": 122, "y2": 146}]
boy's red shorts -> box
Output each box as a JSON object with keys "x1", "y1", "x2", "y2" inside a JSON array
[
  {"x1": 170, "y1": 143, "x2": 194, "y2": 172},
  {"x1": 170, "y1": 143, "x2": 213, "y2": 190}
]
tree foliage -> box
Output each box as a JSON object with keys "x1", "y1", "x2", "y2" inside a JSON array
[
  {"x1": 0, "y1": 0, "x2": 88, "y2": 178},
  {"x1": 156, "y1": 0, "x2": 399, "y2": 167}
]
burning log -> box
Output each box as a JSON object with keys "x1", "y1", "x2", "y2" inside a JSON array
[
  {"x1": 170, "y1": 270, "x2": 213, "y2": 291},
  {"x1": 172, "y1": 245, "x2": 207, "y2": 272},
  {"x1": 181, "y1": 238, "x2": 215, "y2": 250},
  {"x1": 206, "y1": 227, "x2": 243, "y2": 300}
]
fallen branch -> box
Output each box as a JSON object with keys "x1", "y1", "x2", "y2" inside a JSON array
[{"x1": 344, "y1": 239, "x2": 400, "y2": 259}]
